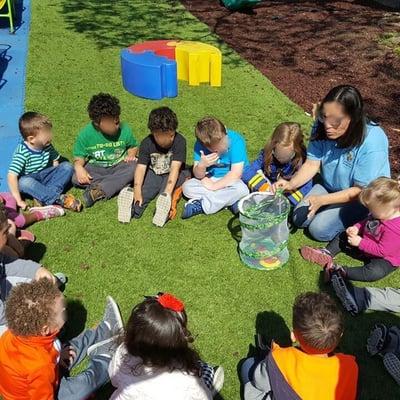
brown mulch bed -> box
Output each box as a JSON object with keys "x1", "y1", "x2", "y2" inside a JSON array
[{"x1": 181, "y1": 0, "x2": 400, "y2": 174}]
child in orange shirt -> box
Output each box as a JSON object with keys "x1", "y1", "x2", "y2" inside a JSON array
[
  {"x1": 0, "y1": 279, "x2": 123, "y2": 400},
  {"x1": 241, "y1": 292, "x2": 358, "y2": 400}
]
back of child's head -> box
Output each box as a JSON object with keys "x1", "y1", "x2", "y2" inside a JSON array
[
  {"x1": 359, "y1": 177, "x2": 400, "y2": 210},
  {"x1": 124, "y1": 293, "x2": 200, "y2": 375},
  {"x1": 264, "y1": 122, "x2": 306, "y2": 174},
  {"x1": 293, "y1": 292, "x2": 344, "y2": 354},
  {"x1": 87, "y1": 93, "x2": 121, "y2": 124},
  {"x1": 19, "y1": 112, "x2": 52, "y2": 140},
  {"x1": 195, "y1": 117, "x2": 226, "y2": 147},
  {"x1": 5, "y1": 279, "x2": 61, "y2": 337},
  {"x1": 148, "y1": 107, "x2": 178, "y2": 134}
]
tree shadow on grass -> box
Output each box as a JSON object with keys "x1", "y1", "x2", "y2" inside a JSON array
[{"x1": 59, "y1": 0, "x2": 246, "y2": 67}]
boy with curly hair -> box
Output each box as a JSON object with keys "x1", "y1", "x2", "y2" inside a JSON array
[
  {"x1": 0, "y1": 279, "x2": 123, "y2": 399},
  {"x1": 118, "y1": 107, "x2": 190, "y2": 227},
  {"x1": 73, "y1": 93, "x2": 138, "y2": 208}
]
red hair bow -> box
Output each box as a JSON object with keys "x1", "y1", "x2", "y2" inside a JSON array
[{"x1": 157, "y1": 293, "x2": 185, "y2": 312}]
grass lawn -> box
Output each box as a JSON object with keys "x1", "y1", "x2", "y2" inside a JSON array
[{"x1": 25, "y1": 0, "x2": 400, "y2": 398}]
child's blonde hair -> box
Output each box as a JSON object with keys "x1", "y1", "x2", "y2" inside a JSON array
[
  {"x1": 359, "y1": 177, "x2": 400, "y2": 209},
  {"x1": 263, "y1": 122, "x2": 306, "y2": 175},
  {"x1": 195, "y1": 117, "x2": 226, "y2": 147}
]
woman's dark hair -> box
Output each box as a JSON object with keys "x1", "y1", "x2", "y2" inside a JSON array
[
  {"x1": 124, "y1": 296, "x2": 201, "y2": 375},
  {"x1": 87, "y1": 93, "x2": 121, "y2": 124},
  {"x1": 148, "y1": 107, "x2": 178, "y2": 133},
  {"x1": 313, "y1": 85, "x2": 368, "y2": 148}
]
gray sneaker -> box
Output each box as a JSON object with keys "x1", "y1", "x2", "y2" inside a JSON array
[
  {"x1": 152, "y1": 192, "x2": 172, "y2": 227},
  {"x1": 87, "y1": 336, "x2": 119, "y2": 359},
  {"x1": 103, "y1": 296, "x2": 124, "y2": 336},
  {"x1": 383, "y1": 353, "x2": 400, "y2": 386},
  {"x1": 118, "y1": 187, "x2": 134, "y2": 223}
]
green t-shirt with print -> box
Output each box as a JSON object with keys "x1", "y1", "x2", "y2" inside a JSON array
[{"x1": 73, "y1": 122, "x2": 138, "y2": 167}]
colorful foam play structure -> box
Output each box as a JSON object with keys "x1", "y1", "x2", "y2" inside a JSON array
[
  {"x1": 120, "y1": 49, "x2": 177, "y2": 100},
  {"x1": 120, "y1": 40, "x2": 222, "y2": 100},
  {"x1": 221, "y1": 0, "x2": 262, "y2": 10}
]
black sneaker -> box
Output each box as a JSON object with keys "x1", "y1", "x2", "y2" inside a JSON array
[
  {"x1": 331, "y1": 271, "x2": 359, "y2": 316},
  {"x1": 367, "y1": 324, "x2": 389, "y2": 356}
]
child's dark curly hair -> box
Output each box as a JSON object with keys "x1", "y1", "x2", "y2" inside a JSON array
[
  {"x1": 148, "y1": 107, "x2": 178, "y2": 133},
  {"x1": 87, "y1": 93, "x2": 121, "y2": 124},
  {"x1": 5, "y1": 279, "x2": 61, "y2": 336}
]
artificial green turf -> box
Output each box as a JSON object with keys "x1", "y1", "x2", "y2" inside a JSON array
[{"x1": 25, "y1": 0, "x2": 400, "y2": 398}]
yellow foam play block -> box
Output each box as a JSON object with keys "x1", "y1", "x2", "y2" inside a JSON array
[{"x1": 175, "y1": 41, "x2": 222, "y2": 87}]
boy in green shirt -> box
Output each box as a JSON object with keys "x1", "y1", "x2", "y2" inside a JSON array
[{"x1": 72, "y1": 93, "x2": 138, "y2": 207}]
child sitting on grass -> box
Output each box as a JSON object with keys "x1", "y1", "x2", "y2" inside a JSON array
[
  {"x1": 241, "y1": 292, "x2": 358, "y2": 400},
  {"x1": 73, "y1": 93, "x2": 138, "y2": 208},
  {"x1": 0, "y1": 209, "x2": 66, "y2": 335},
  {"x1": 7, "y1": 112, "x2": 81, "y2": 212},
  {"x1": 242, "y1": 122, "x2": 312, "y2": 206},
  {"x1": 118, "y1": 107, "x2": 190, "y2": 227},
  {"x1": 301, "y1": 177, "x2": 400, "y2": 282},
  {"x1": 0, "y1": 279, "x2": 123, "y2": 399},
  {"x1": 108, "y1": 292, "x2": 224, "y2": 400},
  {"x1": 0, "y1": 192, "x2": 64, "y2": 228},
  {"x1": 182, "y1": 117, "x2": 249, "y2": 219}
]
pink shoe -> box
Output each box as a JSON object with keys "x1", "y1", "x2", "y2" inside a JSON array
[
  {"x1": 300, "y1": 246, "x2": 333, "y2": 268},
  {"x1": 17, "y1": 229, "x2": 35, "y2": 242},
  {"x1": 29, "y1": 205, "x2": 65, "y2": 220}
]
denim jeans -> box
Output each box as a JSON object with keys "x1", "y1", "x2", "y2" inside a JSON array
[
  {"x1": 292, "y1": 184, "x2": 369, "y2": 242},
  {"x1": 57, "y1": 322, "x2": 111, "y2": 400},
  {"x1": 18, "y1": 162, "x2": 74, "y2": 205}
]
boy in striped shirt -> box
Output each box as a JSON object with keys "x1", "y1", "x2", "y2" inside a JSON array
[{"x1": 7, "y1": 112, "x2": 82, "y2": 212}]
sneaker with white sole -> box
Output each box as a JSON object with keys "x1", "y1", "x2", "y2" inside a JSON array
[
  {"x1": 152, "y1": 192, "x2": 172, "y2": 227},
  {"x1": 29, "y1": 205, "x2": 65, "y2": 220},
  {"x1": 103, "y1": 296, "x2": 124, "y2": 336},
  {"x1": 118, "y1": 187, "x2": 134, "y2": 223},
  {"x1": 199, "y1": 362, "x2": 224, "y2": 396},
  {"x1": 211, "y1": 366, "x2": 224, "y2": 396},
  {"x1": 87, "y1": 336, "x2": 119, "y2": 359}
]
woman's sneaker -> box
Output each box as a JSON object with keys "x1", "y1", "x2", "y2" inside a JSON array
[
  {"x1": 153, "y1": 192, "x2": 171, "y2": 227},
  {"x1": 29, "y1": 205, "x2": 65, "y2": 220},
  {"x1": 60, "y1": 194, "x2": 82, "y2": 212},
  {"x1": 118, "y1": 187, "x2": 134, "y2": 223},
  {"x1": 300, "y1": 246, "x2": 333, "y2": 267},
  {"x1": 330, "y1": 271, "x2": 359, "y2": 316}
]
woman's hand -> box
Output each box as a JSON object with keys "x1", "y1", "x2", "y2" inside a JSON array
[{"x1": 307, "y1": 195, "x2": 325, "y2": 219}]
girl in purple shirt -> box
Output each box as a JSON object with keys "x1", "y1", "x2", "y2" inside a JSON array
[{"x1": 301, "y1": 177, "x2": 400, "y2": 282}]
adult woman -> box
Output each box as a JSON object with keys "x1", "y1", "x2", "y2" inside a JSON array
[{"x1": 276, "y1": 85, "x2": 390, "y2": 241}]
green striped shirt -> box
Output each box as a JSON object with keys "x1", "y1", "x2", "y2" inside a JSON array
[{"x1": 8, "y1": 142, "x2": 60, "y2": 176}]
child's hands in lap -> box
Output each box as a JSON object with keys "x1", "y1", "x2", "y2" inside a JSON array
[
  {"x1": 201, "y1": 177, "x2": 216, "y2": 191},
  {"x1": 76, "y1": 166, "x2": 92, "y2": 185},
  {"x1": 346, "y1": 226, "x2": 359, "y2": 236},
  {"x1": 347, "y1": 234, "x2": 362, "y2": 247}
]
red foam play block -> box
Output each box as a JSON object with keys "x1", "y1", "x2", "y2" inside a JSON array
[{"x1": 128, "y1": 40, "x2": 177, "y2": 60}]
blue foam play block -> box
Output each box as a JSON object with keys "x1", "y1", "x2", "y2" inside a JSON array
[{"x1": 120, "y1": 49, "x2": 177, "y2": 100}]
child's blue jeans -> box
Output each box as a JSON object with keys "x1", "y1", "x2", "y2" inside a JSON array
[
  {"x1": 57, "y1": 322, "x2": 111, "y2": 400},
  {"x1": 18, "y1": 162, "x2": 73, "y2": 205}
]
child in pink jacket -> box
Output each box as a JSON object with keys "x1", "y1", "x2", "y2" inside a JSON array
[{"x1": 300, "y1": 177, "x2": 400, "y2": 282}]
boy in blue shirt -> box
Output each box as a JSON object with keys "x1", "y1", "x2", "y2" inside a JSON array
[{"x1": 182, "y1": 117, "x2": 249, "y2": 219}]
